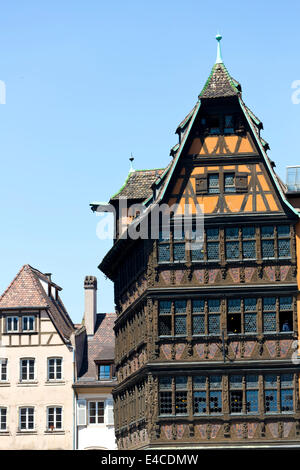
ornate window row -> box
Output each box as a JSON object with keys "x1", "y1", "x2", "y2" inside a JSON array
[
  {"x1": 115, "y1": 307, "x2": 146, "y2": 362},
  {"x1": 158, "y1": 373, "x2": 295, "y2": 417},
  {"x1": 158, "y1": 296, "x2": 294, "y2": 337},
  {"x1": 116, "y1": 242, "x2": 148, "y2": 295},
  {"x1": 157, "y1": 224, "x2": 292, "y2": 263},
  {"x1": 116, "y1": 381, "x2": 147, "y2": 429}
]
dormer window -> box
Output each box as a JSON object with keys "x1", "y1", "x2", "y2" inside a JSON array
[
  {"x1": 208, "y1": 116, "x2": 220, "y2": 135},
  {"x1": 224, "y1": 114, "x2": 234, "y2": 134},
  {"x1": 98, "y1": 362, "x2": 115, "y2": 380}
]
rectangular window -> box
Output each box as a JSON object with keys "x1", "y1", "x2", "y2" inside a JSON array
[
  {"x1": 22, "y1": 316, "x2": 35, "y2": 332},
  {"x1": 208, "y1": 299, "x2": 220, "y2": 335},
  {"x1": 224, "y1": 114, "x2": 234, "y2": 134},
  {"x1": 175, "y1": 376, "x2": 188, "y2": 415},
  {"x1": 224, "y1": 173, "x2": 236, "y2": 193},
  {"x1": 0, "y1": 408, "x2": 7, "y2": 431},
  {"x1": 88, "y1": 401, "x2": 104, "y2": 424},
  {"x1": 208, "y1": 174, "x2": 220, "y2": 194},
  {"x1": 263, "y1": 297, "x2": 276, "y2": 332},
  {"x1": 244, "y1": 298, "x2": 257, "y2": 333},
  {"x1": 261, "y1": 226, "x2": 275, "y2": 259},
  {"x1": 279, "y1": 296, "x2": 293, "y2": 332},
  {"x1": 20, "y1": 359, "x2": 35, "y2": 382},
  {"x1": 47, "y1": 407, "x2": 62, "y2": 431},
  {"x1": 280, "y1": 374, "x2": 294, "y2": 413},
  {"x1": 158, "y1": 301, "x2": 172, "y2": 336},
  {"x1": 0, "y1": 359, "x2": 7, "y2": 382},
  {"x1": 6, "y1": 316, "x2": 19, "y2": 333},
  {"x1": 206, "y1": 228, "x2": 220, "y2": 260},
  {"x1": 242, "y1": 226, "x2": 256, "y2": 259},
  {"x1": 264, "y1": 374, "x2": 278, "y2": 413},
  {"x1": 193, "y1": 376, "x2": 206, "y2": 414},
  {"x1": 159, "y1": 377, "x2": 172, "y2": 415},
  {"x1": 192, "y1": 300, "x2": 205, "y2": 335},
  {"x1": 47, "y1": 358, "x2": 62, "y2": 381},
  {"x1": 230, "y1": 375, "x2": 243, "y2": 414},
  {"x1": 246, "y1": 375, "x2": 259, "y2": 414},
  {"x1": 209, "y1": 375, "x2": 222, "y2": 414},
  {"x1": 227, "y1": 298, "x2": 241, "y2": 334},
  {"x1": 19, "y1": 407, "x2": 34, "y2": 431},
  {"x1": 174, "y1": 300, "x2": 186, "y2": 336},
  {"x1": 99, "y1": 365, "x2": 111, "y2": 380},
  {"x1": 225, "y1": 227, "x2": 239, "y2": 260},
  {"x1": 277, "y1": 225, "x2": 290, "y2": 258},
  {"x1": 158, "y1": 230, "x2": 170, "y2": 262},
  {"x1": 208, "y1": 116, "x2": 220, "y2": 135}
]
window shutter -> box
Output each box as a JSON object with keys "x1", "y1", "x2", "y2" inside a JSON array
[
  {"x1": 235, "y1": 173, "x2": 248, "y2": 192},
  {"x1": 195, "y1": 176, "x2": 208, "y2": 194},
  {"x1": 77, "y1": 399, "x2": 86, "y2": 426},
  {"x1": 106, "y1": 399, "x2": 114, "y2": 425}
]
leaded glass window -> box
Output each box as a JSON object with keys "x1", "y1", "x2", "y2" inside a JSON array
[
  {"x1": 175, "y1": 376, "x2": 188, "y2": 415},
  {"x1": 263, "y1": 297, "x2": 276, "y2": 332},
  {"x1": 225, "y1": 227, "x2": 239, "y2": 260},
  {"x1": 193, "y1": 391, "x2": 206, "y2": 414},
  {"x1": 208, "y1": 174, "x2": 219, "y2": 194},
  {"x1": 227, "y1": 298, "x2": 241, "y2": 334},
  {"x1": 280, "y1": 374, "x2": 294, "y2": 413},
  {"x1": 174, "y1": 242, "x2": 185, "y2": 262},
  {"x1": 159, "y1": 301, "x2": 172, "y2": 336},
  {"x1": 244, "y1": 298, "x2": 257, "y2": 333},
  {"x1": 159, "y1": 377, "x2": 172, "y2": 415},
  {"x1": 206, "y1": 228, "x2": 219, "y2": 260},
  {"x1": 224, "y1": 114, "x2": 234, "y2": 134},
  {"x1": 209, "y1": 376, "x2": 222, "y2": 414},
  {"x1": 230, "y1": 375, "x2": 243, "y2": 413},
  {"x1": 192, "y1": 300, "x2": 205, "y2": 335},
  {"x1": 242, "y1": 226, "x2": 256, "y2": 259},
  {"x1": 261, "y1": 226, "x2": 275, "y2": 258},
  {"x1": 224, "y1": 173, "x2": 236, "y2": 193},
  {"x1": 208, "y1": 299, "x2": 220, "y2": 335},
  {"x1": 175, "y1": 300, "x2": 186, "y2": 336},
  {"x1": 158, "y1": 244, "x2": 170, "y2": 262}
]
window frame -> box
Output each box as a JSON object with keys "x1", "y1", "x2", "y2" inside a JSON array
[
  {"x1": 19, "y1": 406, "x2": 35, "y2": 431},
  {"x1": 88, "y1": 401, "x2": 105, "y2": 425},
  {"x1": 20, "y1": 358, "x2": 35, "y2": 383},
  {"x1": 47, "y1": 406, "x2": 63, "y2": 431},
  {"x1": 47, "y1": 357, "x2": 63, "y2": 382}
]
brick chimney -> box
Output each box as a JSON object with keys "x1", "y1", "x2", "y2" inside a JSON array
[{"x1": 84, "y1": 276, "x2": 97, "y2": 336}]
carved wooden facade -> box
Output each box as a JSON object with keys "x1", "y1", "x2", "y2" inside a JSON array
[{"x1": 98, "y1": 50, "x2": 300, "y2": 448}]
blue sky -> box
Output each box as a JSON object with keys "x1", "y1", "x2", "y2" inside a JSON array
[{"x1": 0, "y1": 0, "x2": 299, "y2": 323}]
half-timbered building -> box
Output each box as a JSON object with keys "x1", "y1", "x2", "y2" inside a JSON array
[{"x1": 95, "y1": 36, "x2": 300, "y2": 448}]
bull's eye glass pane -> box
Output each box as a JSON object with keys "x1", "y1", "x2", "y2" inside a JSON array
[
  {"x1": 208, "y1": 314, "x2": 220, "y2": 334},
  {"x1": 160, "y1": 392, "x2": 172, "y2": 414},
  {"x1": 194, "y1": 391, "x2": 206, "y2": 414},
  {"x1": 245, "y1": 298, "x2": 257, "y2": 311},
  {"x1": 226, "y1": 241, "x2": 239, "y2": 259},
  {"x1": 208, "y1": 299, "x2": 220, "y2": 312},
  {"x1": 225, "y1": 227, "x2": 239, "y2": 239},
  {"x1": 174, "y1": 243, "x2": 185, "y2": 261},
  {"x1": 207, "y1": 242, "x2": 219, "y2": 260},
  {"x1": 263, "y1": 312, "x2": 276, "y2": 332},
  {"x1": 265, "y1": 390, "x2": 277, "y2": 413},
  {"x1": 280, "y1": 297, "x2": 292, "y2": 311},
  {"x1": 175, "y1": 391, "x2": 187, "y2": 414},
  {"x1": 243, "y1": 240, "x2": 256, "y2": 258},
  {"x1": 174, "y1": 300, "x2": 186, "y2": 313},
  {"x1": 246, "y1": 390, "x2": 258, "y2": 413},
  {"x1": 262, "y1": 240, "x2": 274, "y2": 258},
  {"x1": 242, "y1": 226, "x2": 255, "y2": 238},
  {"x1": 209, "y1": 391, "x2": 222, "y2": 413},
  {"x1": 230, "y1": 391, "x2": 243, "y2": 413},
  {"x1": 278, "y1": 239, "x2": 290, "y2": 257},
  {"x1": 263, "y1": 297, "x2": 276, "y2": 311},
  {"x1": 244, "y1": 313, "x2": 257, "y2": 332},
  {"x1": 261, "y1": 226, "x2": 274, "y2": 237},
  {"x1": 191, "y1": 247, "x2": 204, "y2": 260},
  {"x1": 192, "y1": 300, "x2": 204, "y2": 312},
  {"x1": 158, "y1": 244, "x2": 170, "y2": 262},
  {"x1": 277, "y1": 225, "x2": 290, "y2": 237},
  {"x1": 192, "y1": 315, "x2": 205, "y2": 334},
  {"x1": 228, "y1": 299, "x2": 241, "y2": 312},
  {"x1": 206, "y1": 228, "x2": 219, "y2": 240},
  {"x1": 281, "y1": 390, "x2": 293, "y2": 412},
  {"x1": 224, "y1": 173, "x2": 236, "y2": 192},
  {"x1": 159, "y1": 377, "x2": 172, "y2": 390},
  {"x1": 208, "y1": 175, "x2": 219, "y2": 193},
  {"x1": 175, "y1": 316, "x2": 186, "y2": 335},
  {"x1": 159, "y1": 301, "x2": 172, "y2": 314},
  {"x1": 193, "y1": 376, "x2": 206, "y2": 389}
]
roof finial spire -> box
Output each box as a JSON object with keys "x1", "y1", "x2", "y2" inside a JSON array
[
  {"x1": 215, "y1": 33, "x2": 223, "y2": 64},
  {"x1": 129, "y1": 153, "x2": 135, "y2": 173}
]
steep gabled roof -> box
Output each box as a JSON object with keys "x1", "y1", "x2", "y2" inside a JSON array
[
  {"x1": 110, "y1": 168, "x2": 165, "y2": 201},
  {"x1": 77, "y1": 312, "x2": 116, "y2": 383},
  {"x1": 0, "y1": 264, "x2": 75, "y2": 342},
  {"x1": 199, "y1": 62, "x2": 241, "y2": 99}
]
